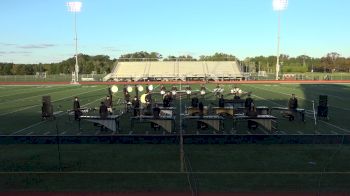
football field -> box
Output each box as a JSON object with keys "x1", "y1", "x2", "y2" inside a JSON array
[{"x1": 0, "y1": 83, "x2": 350, "y2": 192}]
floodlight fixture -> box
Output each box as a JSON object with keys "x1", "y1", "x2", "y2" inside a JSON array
[
  {"x1": 67, "y1": 1, "x2": 82, "y2": 84},
  {"x1": 67, "y1": 2, "x2": 82, "y2": 12},
  {"x1": 273, "y1": 0, "x2": 288, "y2": 11},
  {"x1": 272, "y1": 0, "x2": 288, "y2": 80}
]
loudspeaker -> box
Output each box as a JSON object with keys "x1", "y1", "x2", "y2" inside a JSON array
[
  {"x1": 317, "y1": 106, "x2": 328, "y2": 118},
  {"x1": 319, "y1": 95, "x2": 328, "y2": 107},
  {"x1": 42, "y1": 96, "x2": 51, "y2": 104},
  {"x1": 42, "y1": 96, "x2": 53, "y2": 118}
]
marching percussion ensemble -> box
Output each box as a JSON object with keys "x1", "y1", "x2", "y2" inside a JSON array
[{"x1": 57, "y1": 84, "x2": 307, "y2": 134}]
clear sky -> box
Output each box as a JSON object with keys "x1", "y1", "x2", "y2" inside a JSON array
[{"x1": 0, "y1": 0, "x2": 349, "y2": 63}]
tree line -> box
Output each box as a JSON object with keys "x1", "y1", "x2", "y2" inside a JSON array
[{"x1": 0, "y1": 52, "x2": 349, "y2": 75}]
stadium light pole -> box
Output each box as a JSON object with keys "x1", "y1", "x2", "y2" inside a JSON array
[
  {"x1": 67, "y1": 2, "x2": 82, "y2": 84},
  {"x1": 273, "y1": 0, "x2": 288, "y2": 80}
]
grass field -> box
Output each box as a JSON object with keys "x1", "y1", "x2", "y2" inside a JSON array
[{"x1": 0, "y1": 83, "x2": 350, "y2": 192}]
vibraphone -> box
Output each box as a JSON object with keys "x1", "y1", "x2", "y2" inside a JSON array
[
  {"x1": 233, "y1": 114, "x2": 278, "y2": 132},
  {"x1": 212, "y1": 107, "x2": 235, "y2": 116},
  {"x1": 130, "y1": 115, "x2": 176, "y2": 133},
  {"x1": 79, "y1": 115, "x2": 121, "y2": 132},
  {"x1": 186, "y1": 106, "x2": 208, "y2": 116},
  {"x1": 270, "y1": 107, "x2": 305, "y2": 122},
  {"x1": 182, "y1": 115, "x2": 224, "y2": 132}
]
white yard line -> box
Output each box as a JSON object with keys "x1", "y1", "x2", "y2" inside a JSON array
[
  {"x1": 0, "y1": 87, "x2": 105, "y2": 117},
  {"x1": 43, "y1": 131, "x2": 51, "y2": 135},
  {"x1": 9, "y1": 89, "x2": 106, "y2": 135},
  {"x1": 11, "y1": 121, "x2": 47, "y2": 135},
  {"x1": 248, "y1": 84, "x2": 350, "y2": 112},
  {"x1": 0, "y1": 86, "x2": 76, "y2": 103},
  {"x1": 248, "y1": 87, "x2": 349, "y2": 133}
]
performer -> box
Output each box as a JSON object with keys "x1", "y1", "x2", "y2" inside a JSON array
[
  {"x1": 214, "y1": 84, "x2": 221, "y2": 98},
  {"x1": 105, "y1": 95, "x2": 113, "y2": 114},
  {"x1": 163, "y1": 92, "x2": 171, "y2": 107},
  {"x1": 73, "y1": 96, "x2": 81, "y2": 121},
  {"x1": 198, "y1": 102, "x2": 204, "y2": 116},
  {"x1": 245, "y1": 93, "x2": 254, "y2": 109},
  {"x1": 286, "y1": 94, "x2": 298, "y2": 121},
  {"x1": 186, "y1": 86, "x2": 192, "y2": 99},
  {"x1": 191, "y1": 96, "x2": 199, "y2": 108},
  {"x1": 246, "y1": 103, "x2": 258, "y2": 130},
  {"x1": 160, "y1": 85, "x2": 166, "y2": 95},
  {"x1": 124, "y1": 91, "x2": 131, "y2": 103},
  {"x1": 197, "y1": 102, "x2": 207, "y2": 129},
  {"x1": 200, "y1": 84, "x2": 206, "y2": 97},
  {"x1": 123, "y1": 85, "x2": 127, "y2": 95},
  {"x1": 218, "y1": 95, "x2": 225, "y2": 107},
  {"x1": 99, "y1": 101, "x2": 108, "y2": 131},
  {"x1": 288, "y1": 94, "x2": 298, "y2": 110},
  {"x1": 132, "y1": 96, "x2": 140, "y2": 116},
  {"x1": 234, "y1": 93, "x2": 241, "y2": 100},
  {"x1": 171, "y1": 85, "x2": 178, "y2": 99},
  {"x1": 151, "y1": 104, "x2": 161, "y2": 131}
]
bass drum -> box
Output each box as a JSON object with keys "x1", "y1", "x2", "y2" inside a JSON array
[{"x1": 140, "y1": 94, "x2": 147, "y2": 104}]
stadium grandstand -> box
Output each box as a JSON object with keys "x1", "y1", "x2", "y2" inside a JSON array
[{"x1": 103, "y1": 61, "x2": 243, "y2": 81}]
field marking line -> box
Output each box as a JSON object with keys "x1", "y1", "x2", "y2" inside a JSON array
[
  {"x1": 8, "y1": 89, "x2": 106, "y2": 135},
  {"x1": 0, "y1": 85, "x2": 75, "y2": 100},
  {"x1": 0, "y1": 171, "x2": 350, "y2": 175},
  {"x1": 248, "y1": 85, "x2": 350, "y2": 132},
  {"x1": 11, "y1": 121, "x2": 48, "y2": 135},
  {"x1": 0, "y1": 87, "x2": 105, "y2": 117},
  {"x1": 247, "y1": 84, "x2": 350, "y2": 112},
  {"x1": 60, "y1": 131, "x2": 67, "y2": 135},
  {"x1": 26, "y1": 131, "x2": 34, "y2": 135},
  {"x1": 43, "y1": 131, "x2": 51, "y2": 135}
]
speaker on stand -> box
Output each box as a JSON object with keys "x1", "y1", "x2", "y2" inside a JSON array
[
  {"x1": 317, "y1": 95, "x2": 329, "y2": 120},
  {"x1": 42, "y1": 96, "x2": 54, "y2": 120}
]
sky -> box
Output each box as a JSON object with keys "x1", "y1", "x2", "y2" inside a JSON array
[{"x1": 0, "y1": 0, "x2": 349, "y2": 64}]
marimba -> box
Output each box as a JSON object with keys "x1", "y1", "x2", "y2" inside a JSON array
[
  {"x1": 79, "y1": 115, "x2": 121, "y2": 132},
  {"x1": 212, "y1": 107, "x2": 235, "y2": 116},
  {"x1": 233, "y1": 114, "x2": 277, "y2": 132},
  {"x1": 270, "y1": 107, "x2": 305, "y2": 122},
  {"x1": 186, "y1": 106, "x2": 208, "y2": 116},
  {"x1": 158, "y1": 107, "x2": 176, "y2": 117},
  {"x1": 130, "y1": 115, "x2": 175, "y2": 133},
  {"x1": 182, "y1": 115, "x2": 224, "y2": 132}
]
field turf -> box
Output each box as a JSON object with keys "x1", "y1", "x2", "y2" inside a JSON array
[{"x1": 0, "y1": 83, "x2": 350, "y2": 192}]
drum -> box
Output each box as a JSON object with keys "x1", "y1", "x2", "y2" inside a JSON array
[
  {"x1": 137, "y1": 85, "x2": 144, "y2": 92},
  {"x1": 140, "y1": 94, "x2": 147, "y2": 104},
  {"x1": 160, "y1": 90, "x2": 165, "y2": 95},
  {"x1": 200, "y1": 90, "x2": 206, "y2": 95},
  {"x1": 172, "y1": 90, "x2": 177, "y2": 95},
  {"x1": 148, "y1": 85, "x2": 154, "y2": 91},
  {"x1": 186, "y1": 90, "x2": 191, "y2": 95},
  {"x1": 111, "y1": 85, "x2": 118, "y2": 93},
  {"x1": 127, "y1": 86, "x2": 133, "y2": 93}
]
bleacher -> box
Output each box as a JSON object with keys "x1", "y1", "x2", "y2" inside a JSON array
[{"x1": 103, "y1": 61, "x2": 243, "y2": 81}]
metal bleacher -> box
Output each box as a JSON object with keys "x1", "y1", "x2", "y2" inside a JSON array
[{"x1": 103, "y1": 61, "x2": 243, "y2": 81}]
